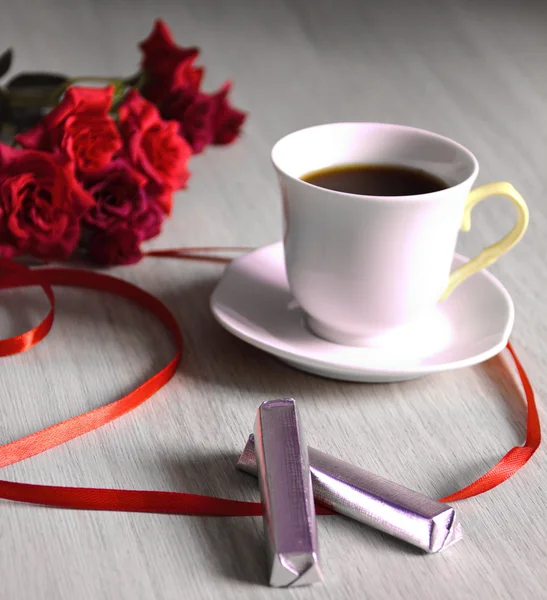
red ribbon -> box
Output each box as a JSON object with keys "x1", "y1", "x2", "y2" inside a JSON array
[{"x1": 0, "y1": 252, "x2": 540, "y2": 514}]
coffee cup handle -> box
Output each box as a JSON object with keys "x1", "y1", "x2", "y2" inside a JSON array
[{"x1": 440, "y1": 181, "x2": 529, "y2": 300}]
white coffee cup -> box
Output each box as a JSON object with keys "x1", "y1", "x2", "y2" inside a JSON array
[{"x1": 271, "y1": 122, "x2": 528, "y2": 347}]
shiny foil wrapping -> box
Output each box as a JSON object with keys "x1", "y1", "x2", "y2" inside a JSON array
[
  {"x1": 238, "y1": 434, "x2": 462, "y2": 553},
  {"x1": 254, "y1": 399, "x2": 322, "y2": 587}
]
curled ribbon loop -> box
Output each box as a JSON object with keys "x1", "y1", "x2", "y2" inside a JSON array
[
  {"x1": 0, "y1": 258, "x2": 55, "y2": 356},
  {"x1": 0, "y1": 253, "x2": 540, "y2": 514}
]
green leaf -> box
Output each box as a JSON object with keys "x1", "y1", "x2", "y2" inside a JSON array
[
  {"x1": 9, "y1": 107, "x2": 44, "y2": 132},
  {"x1": 0, "y1": 49, "x2": 13, "y2": 79},
  {"x1": 0, "y1": 88, "x2": 11, "y2": 123},
  {"x1": 6, "y1": 72, "x2": 68, "y2": 91}
]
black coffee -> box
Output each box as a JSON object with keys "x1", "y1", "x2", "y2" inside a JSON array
[{"x1": 300, "y1": 164, "x2": 448, "y2": 196}]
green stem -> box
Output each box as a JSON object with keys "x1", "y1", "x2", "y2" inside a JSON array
[{"x1": 133, "y1": 72, "x2": 147, "y2": 91}]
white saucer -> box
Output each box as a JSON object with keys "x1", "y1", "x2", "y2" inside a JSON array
[{"x1": 210, "y1": 243, "x2": 514, "y2": 382}]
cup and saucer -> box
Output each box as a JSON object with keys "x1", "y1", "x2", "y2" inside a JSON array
[{"x1": 211, "y1": 123, "x2": 528, "y2": 382}]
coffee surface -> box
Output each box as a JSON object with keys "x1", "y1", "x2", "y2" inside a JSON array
[{"x1": 301, "y1": 164, "x2": 448, "y2": 196}]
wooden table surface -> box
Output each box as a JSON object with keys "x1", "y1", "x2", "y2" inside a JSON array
[{"x1": 1, "y1": 0, "x2": 546, "y2": 598}]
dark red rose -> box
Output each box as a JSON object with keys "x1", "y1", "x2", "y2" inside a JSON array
[
  {"x1": 0, "y1": 144, "x2": 94, "y2": 260},
  {"x1": 171, "y1": 57, "x2": 204, "y2": 92},
  {"x1": 138, "y1": 20, "x2": 246, "y2": 152},
  {"x1": 82, "y1": 159, "x2": 164, "y2": 241},
  {"x1": 160, "y1": 81, "x2": 246, "y2": 153},
  {"x1": 133, "y1": 198, "x2": 164, "y2": 241},
  {"x1": 139, "y1": 19, "x2": 202, "y2": 104},
  {"x1": 88, "y1": 225, "x2": 143, "y2": 266},
  {"x1": 118, "y1": 89, "x2": 191, "y2": 214},
  {"x1": 144, "y1": 55, "x2": 204, "y2": 106},
  {"x1": 140, "y1": 19, "x2": 198, "y2": 77},
  {"x1": 160, "y1": 86, "x2": 215, "y2": 153},
  {"x1": 16, "y1": 86, "x2": 122, "y2": 173},
  {"x1": 211, "y1": 82, "x2": 247, "y2": 145}
]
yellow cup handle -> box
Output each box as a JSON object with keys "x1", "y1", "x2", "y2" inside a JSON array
[{"x1": 440, "y1": 181, "x2": 529, "y2": 300}]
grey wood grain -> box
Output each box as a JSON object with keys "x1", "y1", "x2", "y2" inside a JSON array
[{"x1": 0, "y1": 0, "x2": 546, "y2": 598}]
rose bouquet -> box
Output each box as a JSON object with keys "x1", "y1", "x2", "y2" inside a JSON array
[{"x1": 0, "y1": 20, "x2": 246, "y2": 265}]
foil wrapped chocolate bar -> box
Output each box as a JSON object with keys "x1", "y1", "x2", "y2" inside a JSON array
[
  {"x1": 238, "y1": 434, "x2": 462, "y2": 554},
  {"x1": 254, "y1": 399, "x2": 322, "y2": 587}
]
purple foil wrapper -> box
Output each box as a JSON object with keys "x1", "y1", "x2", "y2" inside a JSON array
[
  {"x1": 238, "y1": 434, "x2": 462, "y2": 554},
  {"x1": 254, "y1": 399, "x2": 322, "y2": 587}
]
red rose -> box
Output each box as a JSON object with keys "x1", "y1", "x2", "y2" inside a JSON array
[
  {"x1": 82, "y1": 159, "x2": 164, "y2": 241},
  {"x1": 88, "y1": 225, "x2": 143, "y2": 266},
  {"x1": 140, "y1": 19, "x2": 202, "y2": 104},
  {"x1": 118, "y1": 89, "x2": 191, "y2": 214},
  {"x1": 16, "y1": 86, "x2": 122, "y2": 173},
  {"x1": 0, "y1": 144, "x2": 94, "y2": 260}
]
